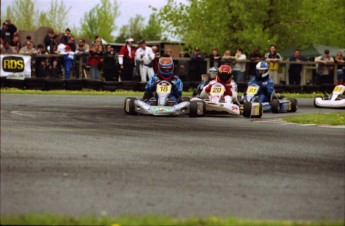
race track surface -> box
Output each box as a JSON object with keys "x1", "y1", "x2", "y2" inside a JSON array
[{"x1": 1, "y1": 94, "x2": 344, "y2": 220}]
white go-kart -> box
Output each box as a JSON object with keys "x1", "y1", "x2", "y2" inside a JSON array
[
  {"x1": 314, "y1": 85, "x2": 345, "y2": 109},
  {"x1": 124, "y1": 81, "x2": 190, "y2": 116},
  {"x1": 189, "y1": 82, "x2": 240, "y2": 117}
]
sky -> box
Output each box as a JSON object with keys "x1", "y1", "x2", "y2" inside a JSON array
[{"x1": 1, "y1": 0, "x2": 187, "y2": 36}]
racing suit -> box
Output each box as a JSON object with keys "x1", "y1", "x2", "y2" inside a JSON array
[
  {"x1": 248, "y1": 77, "x2": 275, "y2": 103},
  {"x1": 144, "y1": 75, "x2": 183, "y2": 104},
  {"x1": 202, "y1": 76, "x2": 238, "y2": 103}
]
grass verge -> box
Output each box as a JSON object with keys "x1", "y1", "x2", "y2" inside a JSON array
[
  {"x1": 1, "y1": 88, "x2": 321, "y2": 98},
  {"x1": 283, "y1": 112, "x2": 345, "y2": 125},
  {"x1": 1, "y1": 214, "x2": 344, "y2": 226}
]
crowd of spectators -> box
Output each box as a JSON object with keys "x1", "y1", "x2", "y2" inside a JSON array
[{"x1": 1, "y1": 19, "x2": 344, "y2": 85}]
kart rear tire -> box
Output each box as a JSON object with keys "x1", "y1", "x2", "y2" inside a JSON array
[
  {"x1": 251, "y1": 103, "x2": 263, "y2": 118},
  {"x1": 189, "y1": 100, "x2": 205, "y2": 117},
  {"x1": 314, "y1": 96, "x2": 322, "y2": 108},
  {"x1": 271, "y1": 99, "x2": 280, "y2": 113},
  {"x1": 288, "y1": 98, "x2": 298, "y2": 112},
  {"x1": 242, "y1": 102, "x2": 252, "y2": 118},
  {"x1": 124, "y1": 97, "x2": 137, "y2": 115}
]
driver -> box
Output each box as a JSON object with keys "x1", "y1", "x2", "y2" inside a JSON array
[
  {"x1": 248, "y1": 61, "x2": 275, "y2": 103},
  {"x1": 201, "y1": 64, "x2": 238, "y2": 103},
  {"x1": 193, "y1": 67, "x2": 218, "y2": 97},
  {"x1": 143, "y1": 57, "x2": 183, "y2": 104}
]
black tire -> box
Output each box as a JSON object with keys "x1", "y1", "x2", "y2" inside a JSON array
[
  {"x1": 288, "y1": 98, "x2": 298, "y2": 112},
  {"x1": 251, "y1": 103, "x2": 263, "y2": 118},
  {"x1": 124, "y1": 97, "x2": 137, "y2": 115},
  {"x1": 314, "y1": 96, "x2": 322, "y2": 108},
  {"x1": 242, "y1": 102, "x2": 252, "y2": 118},
  {"x1": 271, "y1": 99, "x2": 280, "y2": 113},
  {"x1": 189, "y1": 100, "x2": 205, "y2": 117}
]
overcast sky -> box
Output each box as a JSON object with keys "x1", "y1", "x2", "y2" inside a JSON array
[{"x1": 1, "y1": 0, "x2": 187, "y2": 36}]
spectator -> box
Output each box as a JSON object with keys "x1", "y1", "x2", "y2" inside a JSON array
[
  {"x1": 135, "y1": 39, "x2": 155, "y2": 82},
  {"x1": 118, "y1": 38, "x2": 136, "y2": 81},
  {"x1": 24, "y1": 35, "x2": 36, "y2": 48},
  {"x1": 232, "y1": 48, "x2": 247, "y2": 83},
  {"x1": 265, "y1": 44, "x2": 282, "y2": 84},
  {"x1": 103, "y1": 44, "x2": 118, "y2": 81},
  {"x1": 151, "y1": 45, "x2": 160, "y2": 74},
  {"x1": 48, "y1": 58, "x2": 63, "y2": 79},
  {"x1": 5, "y1": 19, "x2": 17, "y2": 40},
  {"x1": 1, "y1": 22, "x2": 11, "y2": 43},
  {"x1": 88, "y1": 43, "x2": 103, "y2": 80},
  {"x1": 248, "y1": 48, "x2": 265, "y2": 80},
  {"x1": 36, "y1": 44, "x2": 48, "y2": 55},
  {"x1": 61, "y1": 28, "x2": 71, "y2": 45},
  {"x1": 314, "y1": 50, "x2": 334, "y2": 85},
  {"x1": 288, "y1": 49, "x2": 307, "y2": 85},
  {"x1": 35, "y1": 59, "x2": 49, "y2": 78},
  {"x1": 334, "y1": 51, "x2": 344, "y2": 85},
  {"x1": 63, "y1": 45, "x2": 74, "y2": 79},
  {"x1": 74, "y1": 39, "x2": 90, "y2": 79},
  {"x1": 19, "y1": 40, "x2": 37, "y2": 55},
  {"x1": 0, "y1": 40, "x2": 16, "y2": 53},
  {"x1": 10, "y1": 32, "x2": 21, "y2": 51},
  {"x1": 221, "y1": 50, "x2": 233, "y2": 65},
  {"x1": 75, "y1": 39, "x2": 90, "y2": 54},
  {"x1": 35, "y1": 44, "x2": 48, "y2": 75},
  {"x1": 164, "y1": 48, "x2": 173, "y2": 57},
  {"x1": 44, "y1": 28, "x2": 57, "y2": 54},
  {"x1": 189, "y1": 47, "x2": 206, "y2": 81},
  {"x1": 210, "y1": 48, "x2": 221, "y2": 68}
]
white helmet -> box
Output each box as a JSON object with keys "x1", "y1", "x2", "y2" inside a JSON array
[{"x1": 255, "y1": 61, "x2": 269, "y2": 80}]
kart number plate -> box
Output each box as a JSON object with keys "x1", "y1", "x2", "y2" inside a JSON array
[
  {"x1": 210, "y1": 86, "x2": 225, "y2": 94},
  {"x1": 157, "y1": 84, "x2": 171, "y2": 94},
  {"x1": 247, "y1": 86, "x2": 259, "y2": 95},
  {"x1": 333, "y1": 85, "x2": 345, "y2": 94}
]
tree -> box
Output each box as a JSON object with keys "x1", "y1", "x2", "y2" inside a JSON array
[
  {"x1": 158, "y1": 0, "x2": 345, "y2": 55},
  {"x1": 38, "y1": 0, "x2": 71, "y2": 32},
  {"x1": 2, "y1": 0, "x2": 39, "y2": 31},
  {"x1": 115, "y1": 15, "x2": 145, "y2": 43},
  {"x1": 79, "y1": 0, "x2": 120, "y2": 42},
  {"x1": 142, "y1": 10, "x2": 165, "y2": 41}
]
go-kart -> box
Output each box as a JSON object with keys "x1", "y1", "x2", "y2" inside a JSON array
[
  {"x1": 124, "y1": 81, "x2": 190, "y2": 116},
  {"x1": 314, "y1": 85, "x2": 345, "y2": 108},
  {"x1": 240, "y1": 84, "x2": 297, "y2": 118},
  {"x1": 189, "y1": 82, "x2": 240, "y2": 117}
]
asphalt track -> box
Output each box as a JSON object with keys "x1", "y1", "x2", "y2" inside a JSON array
[{"x1": 1, "y1": 94, "x2": 344, "y2": 220}]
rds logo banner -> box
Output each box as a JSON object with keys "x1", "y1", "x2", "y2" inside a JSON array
[
  {"x1": 2, "y1": 56, "x2": 25, "y2": 72},
  {"x1": 0, "y1": 55, "x2": 31, "y2": 79}
]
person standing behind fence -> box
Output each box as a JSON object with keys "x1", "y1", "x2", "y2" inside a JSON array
[
  {"x1": 232, "y1": 48, "x2": 247, "y2": 83},
  {"x1": 221, "y1": 50, "x2": 233, "y2": 65},
  {"x1": 314, "y1": 50, "x2": 334, "y2": 85},
  {"x1": 334, "y1": 51, "x2": 344, "y2": 85},
  {"x1": 103, "y1": 44, "x2": 118, "y2": 81},
  {"x1": 288, "y1": 49, "x2": 307, "y2": 85},
  {"x1": 248, "y1": 48, "x2": 265, "y2": 80},
  {"x1": 189, "y1": 47, "x2": 205, "y2": 81},
  {"x1": 63, "y1": 45, "x2": 74, "y2": 79},
  {"x1": 118, "y1": 38, "x2": 135, "y2": 81},
  {"x1": 265, "y1": 44, "x2": 282, "y2": 84},
  {"x1": 135, "y1": 39, "x2": 155, "y2": 83},
  {"x1": 19, "y1": 40, "x2": 37, "y2": 55},
  {"x1": 152, "y1": 45, "x2": 160, "y2": 74},
  {"x1": 49, "y1": 58, "x2": 62, "y2": 79},
  {"x1": 44, "y1": 29, "x2": 57, "y2": 54},
  {"x1": 210, "y1": 48, "x2": 221, "y2": 68},
  {"x1": 88, "y1": 43, "x2": 103, "y2": 80}
]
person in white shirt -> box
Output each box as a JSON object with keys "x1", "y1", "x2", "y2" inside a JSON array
[{"x1": 135, "y1": 39, "x2": 155, "y2": 82}]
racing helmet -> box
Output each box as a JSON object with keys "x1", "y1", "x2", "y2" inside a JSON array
[
  {"x1": 255, "y1": 61, "x2": 269, "y2": 80},
  {"x1": 208, "y1": 67, "x2": 218, "y2": 80},
  {"x1": 217, "y1": 64, "x2": 232, "y2": 82},
  {"x1": 158, "y1": 57, "x2": 174, "y2": 80}
]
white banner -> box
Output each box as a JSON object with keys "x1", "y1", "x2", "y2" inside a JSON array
[{"x1": 0, "y1": 54, "x2": 31, "y2": 80}]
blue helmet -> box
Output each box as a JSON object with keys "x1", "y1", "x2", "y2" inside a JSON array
[
  {"x1": 255, "y1": 61, "x2": 269, "y2": 80},
  {"x1": 158, "y1": 57, "x2": 174, "y2": 80}
]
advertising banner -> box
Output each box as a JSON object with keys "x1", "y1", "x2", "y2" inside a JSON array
[{"x1": 0, "y1": 55, "x2": 32, "y2": 79}]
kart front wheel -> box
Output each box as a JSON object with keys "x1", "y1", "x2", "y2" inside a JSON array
[
  {"x1": 288, "y1": 98, "x2": 298, "y2": 112},
  {"x1": 189, "y1": 100, "x2": 205, "y2": 117},
  {"x1": 242, "y1": 102, "x2": 252, "y2": 118},
  {"x1": 271, "y1": 99, "x2": 280, "y2": 113},
  {"x1": 124, "y1": 97, "x2": 137, "y2": 115}
]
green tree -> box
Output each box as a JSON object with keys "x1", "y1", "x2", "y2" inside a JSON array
[
  {"x1": 2, "y1": 0, "x2": 39, "y2": 30},
  {"x1": 79, "y1": 0, "x2": 120, "y2": 42},
  {"x1": 115, "y1": 15, "x2": 145, "y2": 43},
  {"x1": 142, "y1": 10, "x2": 165, "y2": 41},
  {"x1": 38, "y1": 0, "x2": 71, "y2": 32}
]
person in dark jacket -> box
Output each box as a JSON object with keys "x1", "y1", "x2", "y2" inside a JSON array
[
  {"x1": 103, "y1": 44, "x2": 118, "y2": 81},
  {"x1": 288, "y1": 49, "x2": 307, "y2": 85}
]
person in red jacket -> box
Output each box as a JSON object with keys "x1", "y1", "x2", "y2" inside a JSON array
[
  {"x1": 202, "y1": 64, "x2": 238, "y2": 103},
  {"x1": 118, "y1": 38, "x2": 136, "y2": 81}
]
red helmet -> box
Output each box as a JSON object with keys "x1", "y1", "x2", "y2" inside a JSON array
[{"x1": 217, "y1": 64, "x2": 232, "y2": 82}]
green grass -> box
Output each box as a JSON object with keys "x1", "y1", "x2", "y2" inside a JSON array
[
  {"x1": 0, "y1": 88, "x2": 321, "y2": 98},
  {"x1": 1, "y1": 214, "x2": 343, "y2": 226},
  {"x1": 283, "y1": 112, "x2": 345, "y2": 125}
]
